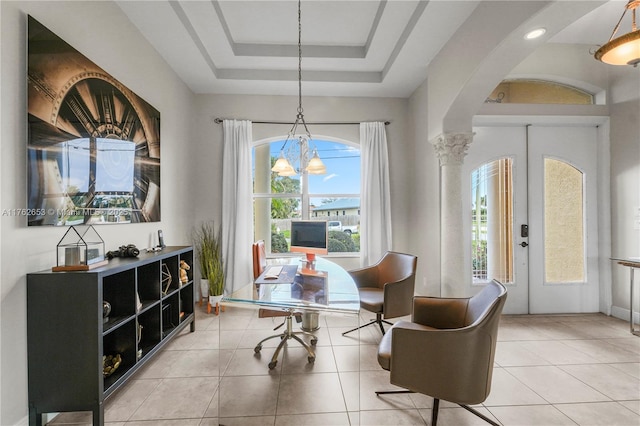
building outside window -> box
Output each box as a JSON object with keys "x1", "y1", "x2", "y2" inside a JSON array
[{"x1": 253, "y1": 137, "x2": 360, "y2": 255}]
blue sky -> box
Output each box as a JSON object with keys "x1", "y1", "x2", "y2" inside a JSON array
[{"x1": 265, "y1": 139, "x2": 360, "y2": 197}]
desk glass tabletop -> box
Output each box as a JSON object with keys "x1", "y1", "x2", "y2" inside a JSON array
[{"x1": 222, "y1": 257, "x2": 360, "y2": 314}]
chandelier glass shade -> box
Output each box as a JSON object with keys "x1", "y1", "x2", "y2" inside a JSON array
[
  {"x1": 595, "y1": 0, "x2": 640, "y2": 66},
  {"x1": 271, "y1": 0, "x2": 326, "y2": 177},
  {"x1": 271, "y1": 151, "x2": 296, "y2": 176},
  {"x1": 271, "y1": 134, "x2": 324, "y2": 177},
  {"x1": 305, "y1": 149, "x2": 327, "y2": 174}
]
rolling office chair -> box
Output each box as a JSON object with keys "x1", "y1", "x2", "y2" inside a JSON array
[
  {"x1": 342, "y1": 251, "x2": 417, "y2": 336},
  {"x1": 253, "y1": 240, "x2": 291, "y2": 322},
  {"x1": 252, "y1": 240, "x2": 316, "y2": 369},
  {"x1": 376, "y1": 280, "x2": 508, "y2": 426}
]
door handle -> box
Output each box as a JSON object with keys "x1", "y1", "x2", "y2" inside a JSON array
[{"x1": 520, "y1": 241, "x2": 529, "y2": 247}]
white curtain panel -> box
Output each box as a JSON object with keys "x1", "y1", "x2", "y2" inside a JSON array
[
  {"x1": 222, "y1": 119, "x2": 253, "y2": 294},
  {"x1": 360, "y1": 122, "x2": 392, "y2": 266}
]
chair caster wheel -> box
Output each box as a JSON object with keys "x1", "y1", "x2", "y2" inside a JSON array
[
  {"x1": 254, "y1": 345, "x2": 262, "y2": 354},
  {"x1": 268, "y1": 361, "x2": 277, "y2": 369},
  {"x1": 311, "y1": 338, "x2": 318, "y2": 346},
  {"x1": 308, "y1": 356, "x2": 315, "y2": 363}
]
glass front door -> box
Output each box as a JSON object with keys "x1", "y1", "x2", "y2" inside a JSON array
[{"x1": 464, "y1": 124, "x2": 600, "y2": 314}]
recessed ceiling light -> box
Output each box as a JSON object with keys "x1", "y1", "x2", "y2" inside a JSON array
[{"x1": 524, "y1": 28, "x2": 546, "y2": 40}]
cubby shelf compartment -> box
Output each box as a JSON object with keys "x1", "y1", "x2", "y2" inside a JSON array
[
  {"x1": 27, "y1": 246, "x2": 195, "y2": 426},
  {"x1": 137, "y1": 261, "x2": 161, "y2": 307},
  {"x1": 138, "y1": 305, "x2": 161, "y2": 359}
]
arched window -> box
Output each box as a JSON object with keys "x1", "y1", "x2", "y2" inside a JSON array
[
  {"x1": 252, "y1": 137, "x2": 360, "y2": 255},
  {"x1": 485, "y1": 79, "x2": 594, "y2": 105}
]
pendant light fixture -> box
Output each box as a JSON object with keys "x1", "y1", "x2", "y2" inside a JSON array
[
  {"x1": 594, "y1": 0, "x2": 640, "y2": 66},
  {"x1": 271, "y1": 0, "x2": 326, "y2": 177}
]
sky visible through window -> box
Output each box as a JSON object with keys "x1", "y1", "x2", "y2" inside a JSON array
[{"x1": 260, "y1": 139, "x2": 360, "y2": 196}]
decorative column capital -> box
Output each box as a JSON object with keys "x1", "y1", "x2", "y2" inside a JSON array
[{"x1": 431, "y1": 132, "x2": 474, "y2": 166}]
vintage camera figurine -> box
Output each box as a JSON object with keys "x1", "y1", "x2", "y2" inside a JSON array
[{"x1": 106, "y1": 244, "x2": 140, "y2": 259}]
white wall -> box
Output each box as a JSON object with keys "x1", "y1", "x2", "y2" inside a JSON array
[
  {"x1": 609, "y1": 66, "x2": 640, "y2": 320},
  {"x1": 0, "y1": 2, "x2": 195, "y2": 424},
  {"x1": 408, "y1": 81, "x2": 441, "y2": 296}
]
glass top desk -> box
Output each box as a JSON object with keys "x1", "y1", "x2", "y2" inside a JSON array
[
  {"x1": 223, "y1": 257, "x2": 360, "y2": 315},
  {"x1": 221, "y1": 256, "x2": 360, "y2": 369}
]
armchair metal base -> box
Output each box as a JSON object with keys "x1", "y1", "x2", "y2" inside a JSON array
[
  {"x1": 342, "y1": 313, "x2": 393, "y2": 335},
  {"x1": 375, "y1": 391, "x2": 499, "y2": 426},
  {"x1": 254, "y1": 311, "x2": 317, "y2": 369}
]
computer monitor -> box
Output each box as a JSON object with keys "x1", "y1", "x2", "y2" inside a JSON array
[{"x1": 290, "y1": 220, "x2": 328, "y2": 262}]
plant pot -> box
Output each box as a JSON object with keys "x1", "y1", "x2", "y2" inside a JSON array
[
  {"x1": 208, "y1": 294, "x2": 224, "y2": 315},
  {"x1": 199, "y1": 279, "x2": 209, "y2": 306}
]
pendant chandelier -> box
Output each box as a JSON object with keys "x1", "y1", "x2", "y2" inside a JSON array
[
  {"x1": 594, "y1": 0, "x2": 640, "y2": 66},
  {"x1": 271, "y1": 0, "x2": 326, "y2": 177}
]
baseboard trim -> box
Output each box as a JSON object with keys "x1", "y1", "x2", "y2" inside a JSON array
[{"x1": 610, "y1": 304, "x2": 640, "y2": 325}]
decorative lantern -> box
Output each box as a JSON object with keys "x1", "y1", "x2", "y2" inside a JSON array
[{"x1": 53, "y1": 225, "x2": 107, "y2": 271}]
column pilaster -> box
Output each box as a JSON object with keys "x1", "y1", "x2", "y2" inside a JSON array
[{"x1": 432, "y1": 132, "x2": 474, "y2": 297}]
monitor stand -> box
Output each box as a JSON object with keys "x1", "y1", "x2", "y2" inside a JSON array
[
  {"x1": 301, "y1": 252, "x2": 321, "y2": 332},
  {"x1": 304, "y1": 252, "x2": 316, "y2": 268}
]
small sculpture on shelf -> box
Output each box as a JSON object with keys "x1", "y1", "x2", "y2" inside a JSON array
[
  {"x1": 179, "y1": 260, "x2": 190, "y2": 285},
  {"x1": 102, "y1": 301, "x2": 111, "y2": 324},
  {"x1": 136, "y1": 322, "x2": 144, "y2": 360},
  {"x1": 103, "y1": 354, "x2": 121, "y2": 377},
  {"x1": 162, "y1": 263, "x2": 172, "y2": 295}
]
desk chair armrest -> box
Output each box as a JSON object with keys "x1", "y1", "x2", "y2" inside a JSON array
[
  {"x1": 389, "y1": 324, "x2": 494, "y2": 404},
  {"x1": 412, "y1": 296, "x2": 469, "y2": 329},
  {"x1": 348, "y1": 266, "x2": 378, "y2": 289},
  {"x1": 382, "y1": 275, "x2": 415, "y2": 318}
]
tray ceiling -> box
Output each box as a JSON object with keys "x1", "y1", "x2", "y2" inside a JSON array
[{"x1": 116, "y1": 1, "x2": 624, "y2": 98}]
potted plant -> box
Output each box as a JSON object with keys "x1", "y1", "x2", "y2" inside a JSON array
[
  {"x1": 206, "y1": 223, "x2": 225, "y2": 314},
  {"x1": 193, "y1": 222, "x2": 225, "y2": 313},
  {"x1": 193, "y1": 222, "x2": 213, "y2": 304}
]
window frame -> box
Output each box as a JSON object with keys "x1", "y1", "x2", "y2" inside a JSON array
[{"x1": 252, "y1": 135, "x2": 361, "y2": 257}]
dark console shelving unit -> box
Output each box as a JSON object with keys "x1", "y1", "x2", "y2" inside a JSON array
[{"x1": 27, "y1": 246, "x2": 195, "y2": 426}]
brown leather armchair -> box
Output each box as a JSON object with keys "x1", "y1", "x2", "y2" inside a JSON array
[
  {"x1": 342, "y1": 251, "x2": 417, "y2": 336},
  {"x1": 376, "y1": 280, "x2": 507, "y2": 426}
]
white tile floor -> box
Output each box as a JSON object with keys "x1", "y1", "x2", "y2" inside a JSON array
[{"x1": 50, "y1": 307, "x2": 640, "y2": 425}]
